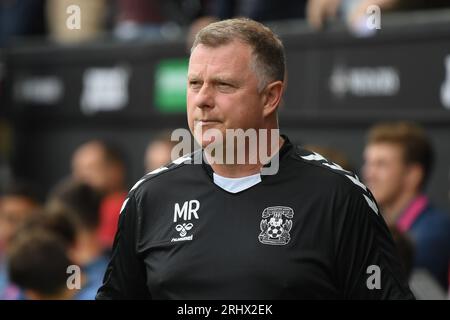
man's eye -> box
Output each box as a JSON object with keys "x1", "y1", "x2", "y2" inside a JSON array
[
  {"x1": 217, "y1": 83, "x2": 234, "y2": 91},
  {"x1": 189, "y1": 81, "x2": 202, "y2": 89}
]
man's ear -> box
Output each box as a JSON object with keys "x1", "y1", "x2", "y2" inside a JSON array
[
  {"x1": 406, "y1": 163, "x2": 425, "y2": 192},
  {"x1": 262, "y1": 81, "x2": 284, "y2": 118}
]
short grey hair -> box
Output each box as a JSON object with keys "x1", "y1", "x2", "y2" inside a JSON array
[{"x1": 191, "y1": 18, "x2": 286, "y2": 92}]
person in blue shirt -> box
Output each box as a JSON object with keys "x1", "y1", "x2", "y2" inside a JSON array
[
  {"x1": 8, "y1": 230, "x2": 77, "y2": 300},
  {"x1": 363, "y1": 121, "x2": 450, "y2": 290},
  {"x1": 47, "y1": 180, "x2": 110, "y2": 299},
  {"x1": 0, "y1": 180, "x2": 41, "y2": 299}
]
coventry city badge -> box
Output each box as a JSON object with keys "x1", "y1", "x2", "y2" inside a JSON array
[{"x1": 258, "y1": 206, "x2": 294, "y2": 245}]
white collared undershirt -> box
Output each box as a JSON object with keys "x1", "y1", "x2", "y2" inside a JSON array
[{"x1": 213, "y1": 172, "x2": 262, "y2": 194}]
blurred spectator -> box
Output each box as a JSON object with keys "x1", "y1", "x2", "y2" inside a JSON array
[
  {"x1": 21, "y1": 208, "x2": 77, "y2": 248},
  {"x1": 188, "y1": 0, "x2": 307, "y2": 48},
  {"x1": 114, "y1": 0, "x2": 207, "y2": 41},
  {"x1": 47, "y1": 180, "x2": 109, "y2": 300},
  {"x1": 363, "y1": 121, "x2": 450, "y2": 290},
  {"x1": 303, "y1": 144, "x2": 354, "y2": 172},
  {"x1": 0, "y1": 180, "x2": 41, "y2": 250},
  {"x1": 71, "y1": 140, "x2": 127, "y2": 250},
  {"x1": 0, "y1": 0, "x2": 46, "y2": 47},
  {"x1": 307, "y1": 0, "x2": 341, "y2": 30},
  {"x1": 144, "y1": 131, "x2": 180, "y2": 173},
  {"x1": 6, "y1": 206, "x2": 89, "y2": 300},
  {"x1": 7, "y1": 231, "x2": 76, "y2": 300},
  {"x1": 307, "y1": 0, "x2": 450, "y2": 33},
  {"x1": 72, "y1": 140, "x2": 126, "y2": 195},
  {"x1": 114, "y1": 0, "x2": 166, "y2": 40},
  {"x1": 206, "y1": 0, "x2": 306, "y2": 22},
  {"x1": 0, "y1": 180, "x2": 41, "y2": 299},
  {"x1": 46, "y1": 0, "x2": 108, "y2": 43},
  {"x1": 383, "y1": 226, "x2": 449, "y2": 299}
]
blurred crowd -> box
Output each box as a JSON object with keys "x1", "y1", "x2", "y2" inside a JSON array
[
  {"x1": 0, "y1": 133, "x2": 176, "y2": 300},
  {"x1": 0, "y1": 122, "x2": 449, "y2": 299},
  {"x1": 1, "y1": 0, "x2": 450, "y2": 47}
]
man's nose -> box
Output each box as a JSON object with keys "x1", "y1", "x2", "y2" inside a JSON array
[{"x1": 195, "y1": 84, "x2": 214, "y2": 109}]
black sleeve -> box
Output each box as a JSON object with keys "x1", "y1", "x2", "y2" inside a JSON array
[
  {"x1": 96, "y1": 193, "x2": 151, "y2": 300},
  {"x1": 334, "y1": 186, "x2": 415, "y2": 300}
]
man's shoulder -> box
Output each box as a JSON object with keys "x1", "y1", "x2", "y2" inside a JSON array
[
  {"x1": 288, "y1": 145, "x2": 360, "y2": 188},
  {"x1": 128, "y1": 151, "x2": 201, "y2": 198},
  {"x1": 287, "y1": 145, "x2": 380, "y2": 215}
]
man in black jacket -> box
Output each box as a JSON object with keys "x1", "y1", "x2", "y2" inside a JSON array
[{"x1": 97, "y1": 18, "x2": 414, "y2": 300}]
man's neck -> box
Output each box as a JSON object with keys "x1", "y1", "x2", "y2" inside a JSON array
[
  {"x1": 383, "y1": 191, "x2": 420, "y2": 225},
  {"x1": 205, "y1": 135, "x2": 285, "y2": 178}
]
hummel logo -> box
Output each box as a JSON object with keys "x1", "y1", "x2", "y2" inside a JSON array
[{"x1": 175, "y1": 223, "x2": 193, "y2": 237}]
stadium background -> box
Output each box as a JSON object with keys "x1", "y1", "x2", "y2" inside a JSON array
[{"x1": 0, "y1": 0, "x2": 449, "y2": 300}]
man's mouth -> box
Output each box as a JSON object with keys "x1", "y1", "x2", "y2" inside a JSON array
[{"x1": 195, "y1": 120, "x2": 220, "y2": 126}]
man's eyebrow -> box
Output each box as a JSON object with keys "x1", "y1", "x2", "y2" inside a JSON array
[
  {"x1": 187, "y1": 74, "x2": 201, "y2": 81},
  {"x1": 210, "y1": 76, "x2": 240, "y2": 85},
  {"x1": 187, "y1": 74, "x2": 242, "y2": 86}
]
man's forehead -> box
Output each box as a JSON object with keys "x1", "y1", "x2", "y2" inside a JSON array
[
  {"x1": 188, "y1": 64, "x2": 249, "y2": 80},
  {"x1": 366, "y1": 143, "x2": 404, "y2": 160},
  {"x1": 188, "y1": 55, "x2": 251, "y2": 78},
  {"x1": 190, "y1": 42, "x2": 252, "y2": 65},
  {"x1": 369, "y1": 142, "x2": 403, "y2": 152}
]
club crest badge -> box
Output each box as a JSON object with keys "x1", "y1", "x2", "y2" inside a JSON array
[{"x1": 258, "y1": 206, "x2": 294, "y2": 245}]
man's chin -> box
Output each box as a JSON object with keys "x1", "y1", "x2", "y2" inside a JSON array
[
  {"x1": 198, "y1": 139, "x2": 222, "y2": 150},
  {"x1": 193, "y1": 130, "x2": 223, "y2": 149}
]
